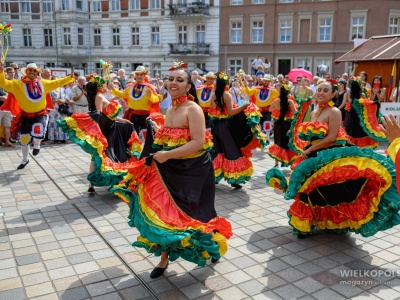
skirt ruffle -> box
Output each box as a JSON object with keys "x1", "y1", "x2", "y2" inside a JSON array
[
  {"x1": 266, "y1": 146, "x2": 400, "y2": 237},
  {"x1": 57, "y1": 112, "x2": 142, "y2": 187},
  {"x1": 111, "y1": 157, "x2": 232, "y2": 266},
  {"x1": 267, "y1": 144, "x2": 299, "y2": 167}
]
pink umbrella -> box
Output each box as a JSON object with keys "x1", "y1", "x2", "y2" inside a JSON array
[{"x1": 287, "y1": 68, "x2": 313, "y2": 82}]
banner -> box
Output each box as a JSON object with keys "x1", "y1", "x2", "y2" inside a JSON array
[{"x1": 380, "y1": 102, "x2": 400, "y2": 116}]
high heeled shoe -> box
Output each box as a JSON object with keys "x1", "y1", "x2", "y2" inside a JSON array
[{"x1": 150, "y1": 262, "x2": 169, "y2": 279}]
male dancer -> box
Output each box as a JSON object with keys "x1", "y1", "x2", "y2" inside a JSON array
[
  {"x1": 0, "y1": 62, "x2": 74, "y2": 169},
  {"x1": 196, "y1": 71, "x2": 215, "y2": 129},
  {"x1": 111, "y1": 66, "x2": 160, "y2": 133},
  {"x1": 243, "y1": 74, "x2": 279, "y2": 126}
]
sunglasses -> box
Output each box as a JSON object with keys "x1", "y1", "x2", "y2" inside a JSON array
[{"x1": 14, "y1": 67, "x2": 19, "y2": 70}]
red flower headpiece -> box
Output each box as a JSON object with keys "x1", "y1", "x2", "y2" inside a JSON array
[{"x1": 168, "y1": 61, "x2": 187, "y2": 71}]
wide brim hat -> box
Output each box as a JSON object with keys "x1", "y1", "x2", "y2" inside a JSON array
[
  {"x1": 134, "y1": 66, "x2": 148, "y2": 74},
  {"x1": 262, "y1": 74, "x2": 274, "y2": 82},
  {"x1": 21, "y1": 63, "x2": 42, "y2": 76},
  {"x1": 205, "y1": 72, "x2": 216, "y2": 78}
]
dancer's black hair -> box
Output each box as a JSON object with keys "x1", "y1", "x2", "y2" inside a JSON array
[
  {"x1": 86, "y1": 82, "x2": 97, "y2": 112},
  {"x1": 214, "y1": 75, "x2": 226, "y2": 110},
  {"x1": 350, "y1": 80, "x2": 361, "y2": 99},
  {"x1": 278, "y1": 85, "x2": 289, "y2": 123}
]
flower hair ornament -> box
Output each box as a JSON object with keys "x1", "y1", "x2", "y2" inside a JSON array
[
  {"x1": 99, "y1": 59, "x2": 113, "y2": 82},
  {"x1": 87, "y1": 73, "x2": 106, "y2": 89},
  {"x1": 168, "y1": 61, "x2": 187, "y2": 71},
  {"x1": 349, "y1": 75, "x2": 362, "y2": 88},
  {"x1": 0, "y1": 22, "x2": 12, "y2": 63},
  {"x1": 215, "y1": 71, "x2": 230, "y2": 85}
]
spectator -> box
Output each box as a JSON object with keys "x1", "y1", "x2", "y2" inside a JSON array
[
  {"x1": 9, "y1": 62, "x2": 19, "y2": 79},
  {"x1": 71, "y1": 76, "x2": 89, "y2": 113},
  {"x1": 263, "y1": 58, "x2": 271, "y2": 73},
  {"x1": 251, "y1": 55, "x2": 263, "y2": 75},
  {"x1": 317, "y1": 63, "x2": 329, "y2": 77},
  {"x1": 117, "y1": 69, "x2": 128, "y2": 90},
  {"x1": 47, "y1": 83, "x2": 69, "y2": 144},
  {"x1": 255, "y1": 65, "x2": 265, "y2": 78},
  {"x1": 191, "y1": 70, "x2": 202, "y2": 87}
]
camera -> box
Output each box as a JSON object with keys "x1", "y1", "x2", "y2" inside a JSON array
[{"x1": 83, "y1": 84, "x2": 87, "y2": 91}]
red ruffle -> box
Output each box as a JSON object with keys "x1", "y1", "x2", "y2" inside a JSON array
[
  {"x1": 347, "y1": 135, "x2": 379, "y2": 148},
  {"x1": 289, "y1": 165, "x2": 386, "y2": 226},
  {"x1": 268, "y1": 144, "x2": 299, "y2": 164},
  {"x1": 213, "y1": 153, "x2": 253, "y2": 174}
]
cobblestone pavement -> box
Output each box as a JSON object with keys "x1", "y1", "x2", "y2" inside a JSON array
[{"x1": 1, "y1": 141, "x2": 400, "y2": 300}]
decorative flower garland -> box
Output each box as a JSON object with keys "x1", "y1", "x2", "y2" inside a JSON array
[{"x1": 0, "y1": 22, "x2": 12, "y2": 63}]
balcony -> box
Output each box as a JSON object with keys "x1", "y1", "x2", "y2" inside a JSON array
[
  {"x1": 168, "y1": 2, "x2": 210, "y2": 17},
  {"x1": 168, "y1": 43, "x2": 211, "y2": 56}
]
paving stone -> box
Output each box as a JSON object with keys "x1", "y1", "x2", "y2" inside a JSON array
[
  {"x1": 15, "y1": 253, "x2": 41, "y2": 266},
  {"x1": 67, "y1": 252, "x2": 93, "y2": 264},
  {"x1": 58, "y1": 286, "x2": 90, "y2": 300},
  {"x1": 79, "y1": 271, "x2": 108, "y2": 285},
  {"x1": 0, "y1": 288, "x2": 26, "y2": 300},
  {"x1": 110, "y1": 275, "x2": 140, "y2": 290},
  {"x1": 312, "y1": 288, "x2": 346, "y2": 300},
  {"x1": 216, "y1": 286, "x2": 248, "y2": 300},
  {"x1": 0, "y1": 277, "x2": 22, "y2": 291},
  {"x1": 18, "y1": 262, "x2": 46, "y2": 275},
  {"x1": 224, "y1": 270, "x2": 252, "y2": 285},
  {"x1": 237, "y1": 279, "x2": 266, "y2": 296},
  {"x1": 119, "y1": 285, "x2": 151, "y2": 300},
  {"x1": 86, "y1": 280, "x2": 116, "y2": 297},
  {"x1": 273, "y1": 284, "x2": 306, "y2": 299},
  {"x1": 293, "y1": 277, "x2": 325, "y2": 293},
  {"x1": 21, "y1": 271, "x2": 50, "y2": 286},
  {"x1": 25, "y1": 281, "x2": 55, "y2": 298}
]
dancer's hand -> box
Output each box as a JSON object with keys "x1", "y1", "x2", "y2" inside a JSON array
[
  {"x1": 0, "y1": 62, "x2": 4, "y2": 73},
  {"x1": 380, "y1": 114, "x2": 400, "y2": 143},
  {"x1": 153, "y1": 151, "x2": 169, "y2": 163}
]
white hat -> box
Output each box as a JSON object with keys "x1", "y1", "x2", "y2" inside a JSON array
[
  {"x1": 21, "y1": 63, "x2": 42, "y2": 75},
  {"x1": 262, "y1": 74, "x2": 274, "y2": 81},
  {"x1": 134, "y1": 66, "x2": 147, "y2": 74},
  {"x1": 205, "y1": 72, "x2": 216, "y2": 78}
]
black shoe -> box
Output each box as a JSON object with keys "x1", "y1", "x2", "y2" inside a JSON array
[
  {"x1": 231, "y1": 183, "x2": 242, "y2": 189},
  {"x1": 32, "y1": 148, "x2": 40, "y2": 156},
  {"x1": 297, "y1": 233, "x2": 309, "y2": 239},
  {"x1": 150, "y1": 262, "x2": 168, "y2": 279},
  {"x1": 88, "y1": 187, "x2": 95, "y2": 193},
  {"x1": 211, "y1": 258, "x2": 219, "y2": 263},
  {"x1": 17, "y1": 160, "x2": 29, "y2": 170}
]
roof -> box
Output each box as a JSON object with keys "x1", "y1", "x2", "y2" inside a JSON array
[{"x1": 335, "y1": 35, "x2": 400, "y2": 64}]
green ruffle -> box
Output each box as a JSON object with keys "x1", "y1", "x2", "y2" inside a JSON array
[
  {"x1": 288, "y1": 97, "x2": 313, "y2": 154},
  {"x1": 57, "y1": 119, "x2": 127, "y2": 187},
  {"x1": 245, "y1": 113, "x2": 269, "y2": 149},
  {"x1": 110, "y1": 185, "x2": 222, "y2": 266},
  {"x1": 265, "y1": 167, "x2": 288, "y2": 192},
  {"x1": 272, "y1": 146, "x2": 400, "y2": 237},
  {"x1": 215, "y1": 173, "x2": 251, "y2": 185},
  {"x1": 352, "y1": 98, "x2": 387, "y2": 143}
]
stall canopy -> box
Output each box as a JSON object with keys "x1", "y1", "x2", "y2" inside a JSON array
[{"x1": 335, "y1": 35, "x2": 400, "y2": 63}]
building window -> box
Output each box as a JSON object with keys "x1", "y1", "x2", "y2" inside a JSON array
[
  {"x1": 152, "y1": 63, "x2": 161, "y2": 78},
  {"x1": 114, "y1": 62, "x2": 122, "y2": 69},
  {"x1": 389, "y1": 17, "x2": 400, "y2": 35},
  {"x1": 63, "y1": 27, "x2": 71, "y2": 45},
  {"x1": 196, "y1": 25, "x2": 205, "y2": 44},
  {"x1": 252, "y1": 21, "x2": 263, "y2": 43},
  {"x1": 130, "y1": 0, "x2": 140, "y2": 10},
  {"x1": 229, "y1": 59, "x2": 242, "y2": 76},
  {"x1": 253, "y1": 0, "x2": 264, "y2": 3},
  {"x1": 280, "y1": 19, "x2": 292, "y2": 43},
  {"x1": 280, "y1": 0, "x2": 293, "y2": 2},
  {"x1": 132, "y1": 27, "x2": 140, "y2": 45},
  {"x1": 94, "y1": 28, "x2": 101, "y2": 46},
  {"x1": 296, "y1": 58, "x2": 310, "y2": 70},
  {"x1": 151, "y1": 27, "x2": 160, "y2": 46},
  {"x1": 42, "y1": 0, "x2": 53, "y2": 12},
  {"x1": 110, "y1": 0, "x2": 120, "y2": 11},
  {"x1": 112, "y1": 28, "x2": 120, "y2": 46},
  {"x1": 178, "y1": 25, "x2": 187, "y2": 44},
  {"x1": 351, "y1": 16, "x2": 366, "y2": 40},
  {"x1": 231, "y1": 21, "x2": 242, "y2": 44},
  {"x1": 150, "y1": 0, "x2": 161, "y2": 9},
  {"x1": 196, "y1": 63, "x2": 206, "y2": 70},
  {"x1": 21, "y1": 1, "x2": 31, "y2": 12},
  {"x1": 61, "y1": 0, "x2": 70, "y2": 10},
  {"x1": 76, "y1": 0, "x2": 83, "y2": 11},
  {"x1": 23, "y1": 28, "x2": 32, "y2": 47},
  {"x1": 92, "y1": 0, "x2": 101, "y2": 11},
  {"x1": 232, "y1": 0, "x2": 242, "y2": 4},
  {"x1": 44, "y1": 29, "x2": 53, "y2": 47},
  {"x1": 78, "y1": 28, "x2": 84, "y2": 46},
  {"x1": 319, "y1": 18, "x2": 332, "y2": 42},
  {"x1": 46, "y1": 62, "x2": 55, "y2": 68}
]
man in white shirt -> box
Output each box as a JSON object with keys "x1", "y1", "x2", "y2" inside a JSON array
[
  {"x1": 191, "y1": 71, "x2": 202, "y2": 88},
  {"x1": 71, "y1": 76, "x2": 88, "y2": 113},
  {"x1": 317, "y1": 64, "x2": 329, "y2": 77},
  {"x1": 251, "y1": 55, "x2": 263, "y2": 75}
]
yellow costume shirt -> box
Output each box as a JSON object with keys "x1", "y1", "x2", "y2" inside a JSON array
[
  {"x1": 244, "y1": 86, "x2": 280, "y2": 110},
  {"x1": 112, "y1": 84, "x2": 160, "y2": 111}
]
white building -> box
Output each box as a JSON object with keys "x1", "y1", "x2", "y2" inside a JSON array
[{"x1": 0, "y1": 0, "x2": 220, "y2": 76}]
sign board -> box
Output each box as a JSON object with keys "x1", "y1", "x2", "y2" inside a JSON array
[{"x1": 380, "y1": 102, "x2": 400, "y2": 117}]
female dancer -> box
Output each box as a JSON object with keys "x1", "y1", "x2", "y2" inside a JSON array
[
  {"x1": 335, "y1": 78, "x2": 348, "y2": 126},
  {"x1": 209, "y1": 72, "x2": 268, "y2": 189},
  {"x1": 58, "y1": 74, "x2": 142, "y2": 192},
  {"x1": 267, "y1": 83, "x2": 298, "y2": 167},
  {"x1": 267, "y1": 81, "x2": 400, "y2": 238},
  {"x1": 345, "y1": 77, "x2": 386, "y2": 148},
  {"x1": 111, "y1": 64, "x2": 232, "y2": 278}
]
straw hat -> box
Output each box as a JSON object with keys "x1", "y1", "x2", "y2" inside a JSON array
[
  {"x1": 21, "y1": 63, "x2": 42, "y2": 75},
  {"x1": 134, "y1": 66, "x2": 148, "y2": 74},
  {"x1": 205, "y1": 72, "x2": 216, "y2": 78}
]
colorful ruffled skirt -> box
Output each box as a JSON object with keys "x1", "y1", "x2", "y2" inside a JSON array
[
  {"x1": 267, "y1": 120, "x2": 299, "y2": 166},
  {"x1": 57, "y1": 111, "x2": 142, "y2": 187},
  {"x1": 111, "y1": 153, "x2": 232, "y2": 266},
  {"x1": 209, "y1": 103, "x2": 268, "y2": 184},
  {"x1": 266, "y1": 146, "x2": 400, "y2": 237}
]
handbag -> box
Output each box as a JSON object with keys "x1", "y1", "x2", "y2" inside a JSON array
[{"x1": 58, "y1": 102, "x2": 72, "y2": 116}]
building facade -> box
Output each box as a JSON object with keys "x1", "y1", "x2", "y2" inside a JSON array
[
  {"x1": 0, "y1": 0, "x2": 220, "y2": 76},
  {"x1": 220, "y1": 0, "x2": 400, "y2": 77}
]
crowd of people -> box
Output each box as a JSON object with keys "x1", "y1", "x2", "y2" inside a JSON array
[{"x1": 2, "y1": 58, "x2": 400, "y2": 280}]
